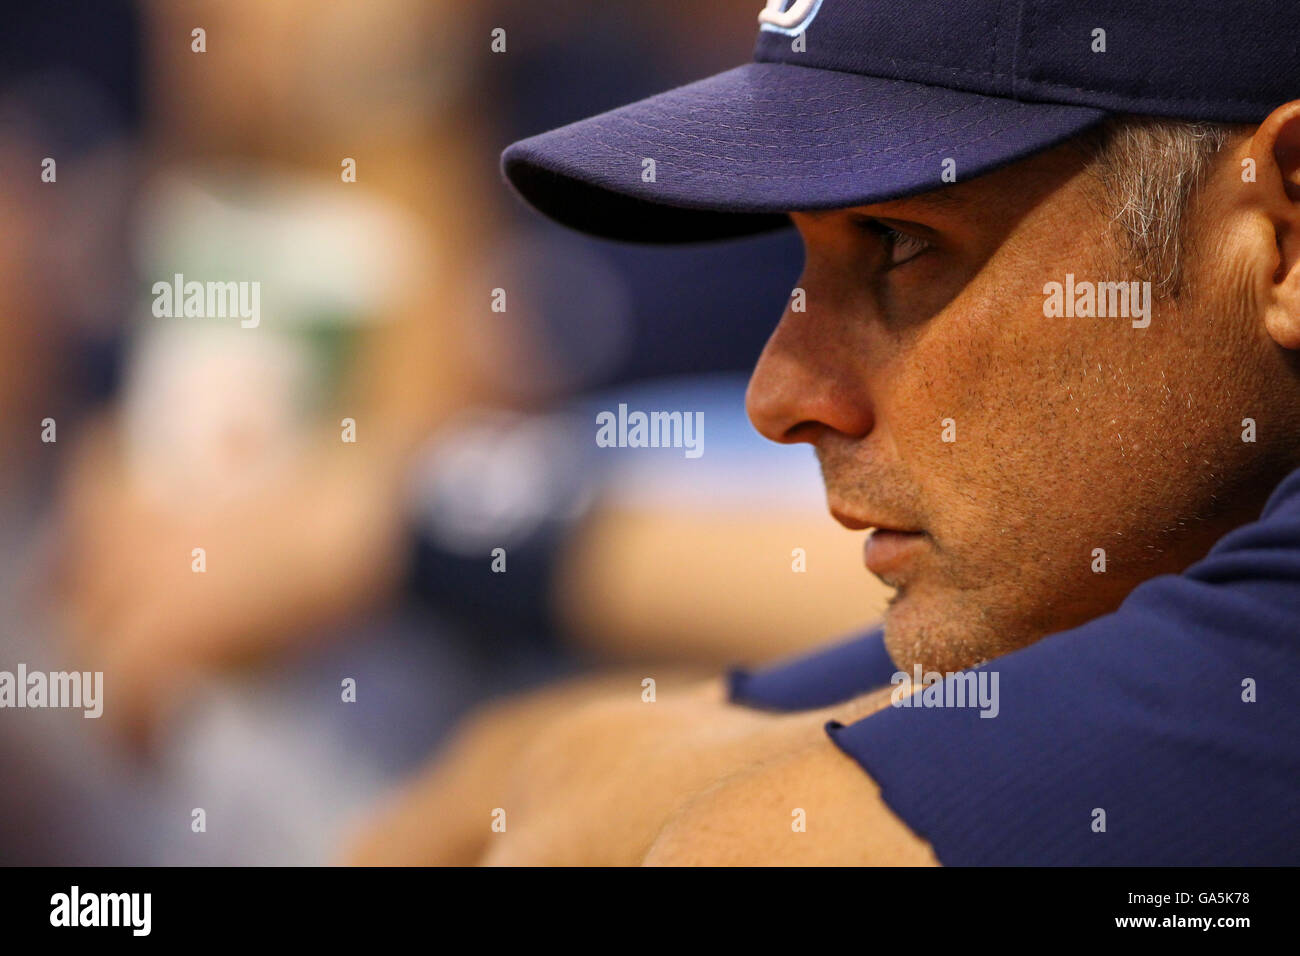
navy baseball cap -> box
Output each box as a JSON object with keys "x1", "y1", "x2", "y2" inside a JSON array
[{"x1": 503, "y1": 0, "x2": 1300, "y2": 243}]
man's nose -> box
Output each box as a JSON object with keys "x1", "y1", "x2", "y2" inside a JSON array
[{"x1": 745, "y1": 284, "x2": 874, "y2": 445}]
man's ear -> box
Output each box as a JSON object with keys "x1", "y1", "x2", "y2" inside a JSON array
[{"x1": 1248, "y1": 101, "x2": 1300, "y2": 350}]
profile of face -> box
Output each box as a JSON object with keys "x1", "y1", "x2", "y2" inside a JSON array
[{"x1": 747, "y1": 106, "x2": 1300, "y2": 673}]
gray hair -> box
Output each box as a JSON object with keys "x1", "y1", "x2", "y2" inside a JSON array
[{"x1": 1074, "y1": 116, "x2": 1244, "y2": 297}]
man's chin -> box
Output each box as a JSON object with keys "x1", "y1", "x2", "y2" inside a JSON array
[{"x1": 880, "y1": 588, "x2": 1022, "y2": 675}]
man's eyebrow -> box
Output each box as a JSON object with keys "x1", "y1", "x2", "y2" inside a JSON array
[
  {"x1": 902, "y1": 190, "x2": 967, "y2": 209},
  {"x1": 797, "y1": 190, "x2": 968, "y2": 219}
]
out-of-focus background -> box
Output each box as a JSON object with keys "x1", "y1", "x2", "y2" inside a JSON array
[{"x1": 0, "y1": 0, "x2": 889, "y2": 864}]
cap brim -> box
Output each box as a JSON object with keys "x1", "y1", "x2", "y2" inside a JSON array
[{"x1": 502, "y1": 62, "x2": 1109, "y2": 243}]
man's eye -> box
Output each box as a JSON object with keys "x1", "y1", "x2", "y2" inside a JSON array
[{"x1": 855, "y1": 218, "x2": 932, "y2": 267}]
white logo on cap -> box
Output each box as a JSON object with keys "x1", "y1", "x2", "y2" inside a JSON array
[{"x1": 758, "y1": 0, "x2": 825, "y2": 35}]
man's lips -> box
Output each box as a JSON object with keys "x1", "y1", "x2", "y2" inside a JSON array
[
  {"x1": 828, "y1": 506, "x2": 927, "y2": 577},
  {"x1": 863, "y1": 529, "x2": 927, "y2": 578},
  {"x1": 830, "y1": 506, "x2": 905, "y2": 532}
]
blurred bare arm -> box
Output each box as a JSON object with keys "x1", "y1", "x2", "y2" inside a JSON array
[
  {"x1": 555, "y1": 504, "x2": 890, "y2": 668},
  {"x1": 343, "y1": 669, "x2": 718, "y2": 866}
]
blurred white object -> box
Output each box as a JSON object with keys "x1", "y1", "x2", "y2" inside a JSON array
[
  {"x1": 122, "y1": 321, "x2": 311, "y2": 509},
  {"x1": 135, "y1": 167, "x2": 426, "y2": 326},
  {"x1": 123, "y1": 167, "x2": 429, "y2": 509}
]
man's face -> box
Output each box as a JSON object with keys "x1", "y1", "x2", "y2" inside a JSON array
[{"x1": 747, "y1": 138, "x2": 1294, "y2": 673}]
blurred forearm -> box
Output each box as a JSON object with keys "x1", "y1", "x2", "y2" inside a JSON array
[{"x1": 554, "y1": 504, "x2": 890, "y2": 667}]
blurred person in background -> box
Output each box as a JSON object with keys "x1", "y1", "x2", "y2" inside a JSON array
[
  {"x1": 55, "y1": 0, "x2": 494, "y2": 741},
  {"x1": 24, "y1": 0, "x2": 526, "y2": 863}
]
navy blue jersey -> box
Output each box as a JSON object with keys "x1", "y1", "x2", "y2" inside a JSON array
[{"x1": 729, "y1": 467, "x2": 1300, "y2": 865}]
